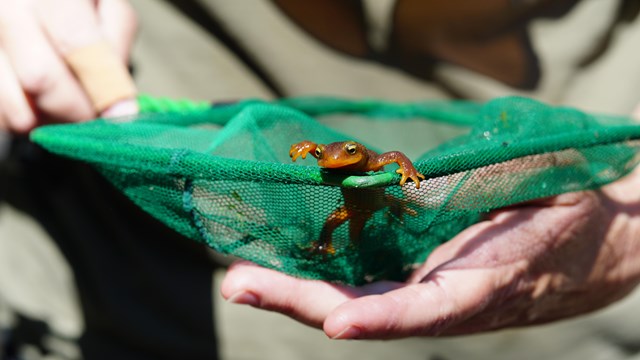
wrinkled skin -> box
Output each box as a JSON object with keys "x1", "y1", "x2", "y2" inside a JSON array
[{"x1": 221, "y1": 167, "x2": 640, "y2": 339}]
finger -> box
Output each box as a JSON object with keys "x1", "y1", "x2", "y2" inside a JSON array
[
  {"x1": 324, "y1": 268, "x2": 496, "y2": 339},
  {"x1": 96, "y1": 0, "x2": 140, "y2": 118},
  {"x1": 633, "y1": 103, "x2": 640, "y2": 122},
  {"x1": 0, "y1": 48, "x2": 36, "y2": 132},
  {"x1": 35, "y1": 0, "x2": 103, "y2": 55},
  {"x1": 37, "y1": 0, "x2": 136, "y2": 116},
  {"x1": 0, "y1": 3, "x2": 94, "y2": 122},
  {"x1": 221, "y1": 261, "x2": 353, "y2": 328},
  {"x1": 220, "y1": 261, "x2": 402, "y2": 329},
  {"x1": 98, "y1": 0, "x2": 139, "y2": 117},
  {"x1": 97, "y1": 0, "x2": 138, "y2": 60}
]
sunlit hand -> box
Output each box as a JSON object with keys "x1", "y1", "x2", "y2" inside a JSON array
[
  {"x1": 0, "y1": 0, "x2": 137, "y2": 133},
  {"x1": 221, "y1": 168, "x2": 640, "y2": 339}
]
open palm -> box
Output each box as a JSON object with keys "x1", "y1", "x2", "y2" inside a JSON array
[{"x1": 221, "y1": 170, "x2": 640, "y2": 339}]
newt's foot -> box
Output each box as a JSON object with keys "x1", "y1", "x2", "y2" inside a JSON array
[
  {"x1": 289, "y1": 141, "x2": 317, "y2": 161},
  {"x1": 308, "y1": 240, "x2": 336, "y2": 256},
  {"x1": 396, "y1": 167, "x2": 425, "y2": 189},
  {"x1": 388, "y1": 199, "x2": 419, "y2": 219}
]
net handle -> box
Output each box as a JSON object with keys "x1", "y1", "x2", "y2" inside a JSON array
[{"x1": 137, "y1": 95, "x2": 483, "y2": 127}]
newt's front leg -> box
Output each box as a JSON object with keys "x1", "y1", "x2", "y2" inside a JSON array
[
  {"x1": 370, "y1": 151, "x2": 426, "y2": 188},
  {"x1": 289, "y1": 141, "x2": 319, "y2": 161}
]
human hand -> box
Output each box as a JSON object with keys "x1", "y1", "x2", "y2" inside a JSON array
[
  {"x1": 633, "y1": 103, "x2": 640, "y2": 121},
  {"x1": 0, "y1": 0, "x2": 137, "y2": 133},
  {"x1": 220, "y1": 168, "x2": 640, "y2": 339}
]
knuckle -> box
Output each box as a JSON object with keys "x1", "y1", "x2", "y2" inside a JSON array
[
  {"x1": 19, "y1": 68, "x2": 56, "y2": 95},
  {"x1": 52, "y1": 99, "x2": 95, "y2": 122}
]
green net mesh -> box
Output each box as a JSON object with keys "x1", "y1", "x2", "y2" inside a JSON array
[{"x1": 30, "y1": 96, "x2": 640, "y2": 285}]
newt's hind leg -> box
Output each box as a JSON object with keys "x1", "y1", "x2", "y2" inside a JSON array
[
  {"x1": 348, "y1": 210, "x2": 373, "y2": 246},
  {"x1": 384, "y1": 194, "x2": 418, "y2": 219},
  {"x1": 314, "y1": 206, "x2": 349, "y2": 255},
  {"x1": 314, "y1": 206, "x2": 374, "y2": 255}
]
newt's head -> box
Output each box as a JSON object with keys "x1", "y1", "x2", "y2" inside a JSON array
[{"x1": 315, "y1": 141, "x2": 368, "y2": 170}]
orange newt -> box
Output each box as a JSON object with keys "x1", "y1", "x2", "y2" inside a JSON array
[{"x1": 289, "y1": 140, "x2": 424, "y2": 254}]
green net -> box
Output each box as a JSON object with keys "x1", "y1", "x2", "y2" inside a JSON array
[{"x1": 30, "y1": 96, "x2": 640, "y2": 285}]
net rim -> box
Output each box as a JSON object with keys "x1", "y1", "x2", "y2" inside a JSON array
[{"x1": 31, "y1": 120, "x2": 640, "y2": 188}]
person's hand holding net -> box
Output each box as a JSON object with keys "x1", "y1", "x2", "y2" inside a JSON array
[
  {"x1": 221, "y1": 166, "x2": 640, "y2": 339},
  {"x1": 0, "y1": 0, "x2": 137, "y2": 133}
]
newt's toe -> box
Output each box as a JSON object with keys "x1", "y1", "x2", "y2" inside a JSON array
[
  {"x1": 411, "y1": 173, "x2": 425, "y2": 189},
  {"x1": 397, "y1": 168, "x2": 424, "y2": 188},
  {"x1": 309, "y1": 240, "x2": 335, "y2": 256}
]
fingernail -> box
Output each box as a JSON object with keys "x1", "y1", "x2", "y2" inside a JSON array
[
  {"x1": 100, "y1": 99, "x2": 138, "y2": 119},
  {"x1": 332, "y1": 326, "x2": 362, "y2": 340},
  {"x1": 227, "y1": 290, "x2": 260, "y2": 306}
]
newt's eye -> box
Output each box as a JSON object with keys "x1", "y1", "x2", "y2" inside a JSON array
[
  {"x1": 315, "y1": 148, "x2": 323, "y2": 158},
  {"x1": 345, "y1": 143, "x2": 357, "y2": 155}
]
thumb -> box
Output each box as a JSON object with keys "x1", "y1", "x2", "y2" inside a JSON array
[
  {"x1": 324, "y1": 268, "x2": 497, "y2": 339},
  {"x1": 97, "y1": 0, "x2": 139, "y2": 117},
  {"x1": 97, "y1": 0, "x2": 138, "y2": 61}
]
